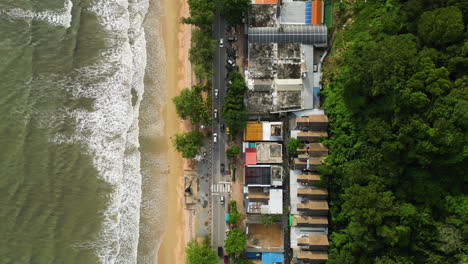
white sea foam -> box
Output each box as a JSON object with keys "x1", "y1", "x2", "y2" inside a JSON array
[
  {"x1": 0, "y1": 0, "x2": 73, "y2": 28},
  {"x1": 48, "y1": 0, "x2": 149, "y2": 263}
]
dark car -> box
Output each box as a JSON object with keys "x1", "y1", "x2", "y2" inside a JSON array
[
  {"x1": 220, "y1": 163, "x2": 225, "y2": 174},
  {"x1": 223, "y1": 254, "x2": 229, "y2": 263},
  {"x1": 217, "y1": 247, "x2": 223, "y2": 257},
  {"x1": 227, "y1": 36, "x2": 237, "y2": 42},
  {"x1": 220, "y1": 124, "x2": 225, "y2": 132}
]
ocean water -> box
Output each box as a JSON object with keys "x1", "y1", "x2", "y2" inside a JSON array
[{"x1": 0, "y1": 0, "x2": 166, "y2": 263}]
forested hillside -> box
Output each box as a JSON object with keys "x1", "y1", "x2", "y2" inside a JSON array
[{"x1": 321, "y1": 0, "x2": 467, "y2": 263}]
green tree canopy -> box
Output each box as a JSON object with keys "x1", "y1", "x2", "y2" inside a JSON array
[
  {"x1": 321, "y1": 1, "x2": 467, "y2": 263},
  {"x1": 218, "y1": 0, "x2": 250, "y2": 26},
  {"x1": 228, "y1": 200, "x2": 241, "y2": 225},
  {"x1": 232, "y1": 257, "x2": 254, "y2": 264},
  {"x1": 185, "y1": 239, "x2": 219, "y2": 264},
  {"x1": 226, "y1": 145, "x2": 240, "y2": 158},
  {"x1": 261, "y1": 214, "x2": 281, "y2": 227},
  {"x1": 287, "y1": 138, "x2": 304, "y2": 156},
  {"x1": 182, "y1": 0, "x2": 215, "y2": 32},
  {"x1": 222, "y1": 72, "x2": 248, "y2": 136},
  {"x1": 224, "y1": 228, "x2": 246, "y2": 256},
  {"x1": 418, "y1": 6, "x2": 465, "y2": 47},
  {"x1": 189, "y1": 29, "x2": 216, "y2": 81},
  {"x1": 172, "y1": 85, "x2": 211, "y2": 125},
  {"x1": 172, "y1": 131, "x2": 204, "y2": 158}
]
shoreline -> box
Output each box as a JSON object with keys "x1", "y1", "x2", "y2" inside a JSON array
[{"x1": 157, "y1": 0, "x2": 192, "y2": 263}]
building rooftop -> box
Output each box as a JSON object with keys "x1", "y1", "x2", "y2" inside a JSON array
[
  {"x1": 245, "y1": 148, "x2": 257, "y2": 165},
  {"x1": 248, "y1": 188, "x2": 270, "y2": 200},
  {"x1": 279, "y1": 2, "x2": 307, "y2": 24},
  {"x1": 294, "y1": 250, "x2": 328, "y2": 261},
  {"x1": 244, "y1": 122, "x2": 283, "y2": 141},
  {"x1": 297, "y1": 234, "x2": 329, "y2": 249},
  {"x1": 247, "y1": 187, "x2": 282, "y2": 214},
  {"x1": 256, "y1": 142, "x2": 283, "y2": 163},
  {"x1": 277, "y1": 43, "x2": 301, "y2": 60},
  {"x1": 248, "y1": 43, "x2": 275, "y2": 79},
  {"x1": 271, "y1": 166, "x2": 283, "y2": 183},
  {"x1": 244, "y1": 122, "x2": 263, "y2": 141},
  {"x1": 312, "y1": 0, "x2": 324, "y2": 25},
  {"x1": 296, "y1": 114, "x2": 329, "y2": 131},
  {"x1": 247, "y1": 223, "x2": 283, "y2": 251},
  {"x1": 249, "y1": 4, "x2": 277, "y2": 28},
  {"x1": 296, "y1": 114, "x2": 329, "y2": 124},
  {"x1": 297, "y1": 173, "x2": 321, "y2": 184},
  {"x1": 246, "y1": 91, "x2": 273, "y2": 114},
  {"x1": 253, "y1": 79, "x2": 273, "y2": 92},
  {"x1": 292, "y1": 215, "x2": 328, "y2": 227},
  {"x1": 297, "y1": 188, "x2": 328, "y2": 199},
  {"x1": 268, "y1": 189, "x2": 283, "y2": 214},
  {"x1": 296, "y1": 131, "x2": 328, "y2": 142},
  {"x1": 248, "y1": 25, "x2": 327, "y2": 46},
  {"x1": 261, "y1": 253, "x2": 284, "y2": 264},
  {"x1": 277, "y1": 64, "x2": 302, "y2": 79},
  {"x1": 245, "y1": 165, "x2": 272, "y2": 186},
  {"x1": 275, "y1": 91, "x2": 302, "y2": 111},
  {"x1": 297, "y1": 200, "x2": 329, "y2": 211},
  {"x1": 297, "y1": 143, "x2": 328, "y2": 156}
]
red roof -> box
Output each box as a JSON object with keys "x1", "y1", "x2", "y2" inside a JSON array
[{"x1": 245, "y1": 148, "x2": 257, "y2": 165}]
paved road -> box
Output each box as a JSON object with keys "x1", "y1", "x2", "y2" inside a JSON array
[{"x1": 211, "y1": 8, "x2": 229, "y2": 254}]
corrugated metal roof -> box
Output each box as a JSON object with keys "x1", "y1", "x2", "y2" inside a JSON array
[
  {"x1": 248, "y1": 24, "x2": 327, "y2": 46},
  {"x1": 244, "y1": 122, "x2": 263, "y2": 141}
]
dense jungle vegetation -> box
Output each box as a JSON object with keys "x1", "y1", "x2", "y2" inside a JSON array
[{"x1": 321, "y1": 0, "x2": 467, "y2": 263}]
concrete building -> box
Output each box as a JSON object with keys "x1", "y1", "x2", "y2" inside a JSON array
[{"x1": 246, "y1": 1, "x2": 328, "y2": 115}]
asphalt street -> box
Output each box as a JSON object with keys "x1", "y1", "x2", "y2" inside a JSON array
[{"x1": 211, "y1": 8, "x2": 230, "y2": 255}]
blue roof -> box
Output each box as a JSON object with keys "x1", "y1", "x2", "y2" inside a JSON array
[
  {"x1": 305, "y1": 1, "x2": 312, "y2": 24},
  {"x1": 262, "y1": 252, "x2": 284, "y2": 264}
]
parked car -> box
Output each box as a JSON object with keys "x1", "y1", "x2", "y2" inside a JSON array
[
  {"x1": 313, "y1": 64, "x2": 318, "y2": 72},
  {"x1": 220, "y1": 124, "x2": 225, "y2": 132},
  {"x1": 220, "y1": 196, "x2": 225, "y2": 205},
  {"x1": 227, "y1": 59, "x2": 235, "y2": 67},
  {"x1": 223, "y1": 254, "x2": 229, "y2": 263},
  {"x1": 225, "y1": 127, "x2": 230, "y2": 135},
  {"x1": 227, "y1": 36, "x2": 237, "y2": 42},
  {"x1": 214, "y1": 109, "x2": 218, "y2": 119},
  {"x1": 219, "y1": 38, "x2": 224, "y2": 48},
  {"x1": 217, "y1": 247, "x2": 223, "y2": 258},
  {"x1": 220, "y1": 163, "x2": 225, "y2": 174},
  {"x1": 213, "y1": 133, "x2": 217, "y2": 143},
  {"x1": 214, "y1": 89, "x2": 218, "y2": 98}
]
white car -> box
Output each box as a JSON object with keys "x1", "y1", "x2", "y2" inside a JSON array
[
  {"x1": 214, "y1": 109, "x2": 218, "y2": 119},
  {"x1": 219, "y1": 38, "x2": 224, "y2": 48},
  {"x1": 214, "y1": 89, "x2": 219, "y2": 98},
  {"x1": 213, "y1": 133, "x2": 218, "y2": 143}
]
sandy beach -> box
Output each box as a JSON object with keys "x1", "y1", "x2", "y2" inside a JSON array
[{"x1": 157, "y1": 0, "x2": 192, "y2": 263}]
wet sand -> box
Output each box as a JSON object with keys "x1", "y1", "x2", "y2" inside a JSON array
[{"x1": 157, "y1": 0, "x2": 192, "y2": 263}]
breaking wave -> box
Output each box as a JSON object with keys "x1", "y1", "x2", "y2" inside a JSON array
[
  {"x1": 52, "y1": 0, "x2": 149, "y2": 263},
  {"x1": 0, "y1": 0, "x2": 73, "y2": 28}
]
